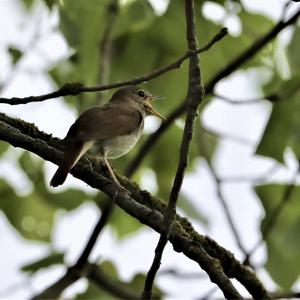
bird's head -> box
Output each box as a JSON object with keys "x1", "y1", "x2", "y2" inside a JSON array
[{"x1": 110, "y1": 86, "x2": 165, "y2": 120}]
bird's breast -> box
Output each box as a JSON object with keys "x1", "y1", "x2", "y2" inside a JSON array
[{"x1": 91, "y1": 123, "x2": 144, "y2": 159}]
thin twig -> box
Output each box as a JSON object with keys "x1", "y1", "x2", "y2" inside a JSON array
[
  {"x1": 142, "y1": 2, "x2": 243, "y2": 299},
  {"x1": 269, "y1": 291, "x2": 300, "y2": 299},
  {"x1": 243, "y1": 291, "x2": 300, "y2": 300},
  {"x1": 220, "y1": 163, "x2": 279, "y2": 184},
  {"x1": 75, "y1": 199, "x2": 114, "y2": 269},
  {"x1": 203, "y1": 125, "x2": 254, "y2": 146},
  {"x1": 86, "y1": 263, "x2": 141, "y2": 300},
  {"x1": 196, "y1": 123, "x2": 250, "y2": 259},
  {"x1": 213, "y1": 92, "x2": 278, "y2": 105},
  {"x1": 0, "y1": 28, "x2": 228, "y2": 105},
  {"x1": 32, "y1": 263, "x2": 141, "y2": 300}
]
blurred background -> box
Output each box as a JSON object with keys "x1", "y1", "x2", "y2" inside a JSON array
[{"x1": 0, "y1": 0, "x2": 300, "y2": 299}]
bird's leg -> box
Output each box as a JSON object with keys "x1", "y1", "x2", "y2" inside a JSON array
[
  {"x1": 83, "y1": 154, "x2": 94, "y2": 172},
  {"x1": 103, "y1": 156, "x2": 127, "y2": 198}
]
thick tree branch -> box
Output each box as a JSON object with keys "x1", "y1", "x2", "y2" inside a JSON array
[
  {"x1": 0, "y1": 114, "x2": 269, "y2": 299},
  {"x1": 0, "y1": 28, "x2": 227, "y2": 105}
]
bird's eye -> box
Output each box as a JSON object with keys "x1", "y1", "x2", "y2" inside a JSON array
[{"x1": 138, "y1": 90, "x2": 145, "y2": 97}]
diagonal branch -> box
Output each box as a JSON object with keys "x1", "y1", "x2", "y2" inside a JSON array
[
  {"x1": 0, "y1": 28, "x2": 227, "y2": 105},
  {"x1": 0, "y1": 114, "x2": 270, "y2": 299}
]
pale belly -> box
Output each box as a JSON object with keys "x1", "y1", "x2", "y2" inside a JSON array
[{"x1": 90, "y1": 126, "x2": 143, "y2": 159}]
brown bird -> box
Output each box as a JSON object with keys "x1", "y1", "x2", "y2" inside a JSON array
[{"x1": 50, "y1": 86, "x2": 164, "y2": 188}]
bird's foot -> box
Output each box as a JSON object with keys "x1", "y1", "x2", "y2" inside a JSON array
[{"x1": 112, "y1": 182, "x2": 129, "y2": 201}]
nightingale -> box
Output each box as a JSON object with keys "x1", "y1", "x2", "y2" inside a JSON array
[{"x1": 50, "y1": 86, "x2": 164, "y2": 188}]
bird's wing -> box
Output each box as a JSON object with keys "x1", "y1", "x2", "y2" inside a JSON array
[{"x1": 64, "y1": 104, "x2": 143, "y2": 142}]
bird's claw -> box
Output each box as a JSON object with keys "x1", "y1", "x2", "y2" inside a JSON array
[{"x1": 112, "y1": 183, "x2": 128, "y2": 201}]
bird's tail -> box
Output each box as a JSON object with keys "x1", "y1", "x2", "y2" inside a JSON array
[{"x1": 50, "y1": 142, "x2": 84, "y2": 187}]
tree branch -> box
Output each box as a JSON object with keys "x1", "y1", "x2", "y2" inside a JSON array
[
  {"x1": 142, "y1": 1, "x2": 243, "y2": 300},
  {"x1": 0, "y1": 28, "x2": 227, "y2": 105},
  {"x1": 32, "y1": 263, "x2": 141, "y2": 300},
  {"x1": 0, "y1": 114, "x2": 270, "y2": 299},
  {"x1": 96, "y1": 0, "x2": 119, "y2": 102},
  {"x1": 86, "y1": 263, "x2": 141, "y2": 300},
  {"x1": 75, "y1": 199, "x2": 114, "y2": 269},
  {"x1": 196, "y1": 124, "x2": 249, "y2": 258},
  {"x1": 31, "y1": 270, "x2": 79, "y2": 300}
]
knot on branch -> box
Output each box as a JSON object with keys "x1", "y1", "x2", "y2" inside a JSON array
[{"x1": 59, "y1": 82, "x2": 85, "y2": 96}]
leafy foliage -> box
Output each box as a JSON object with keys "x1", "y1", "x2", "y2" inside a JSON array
[
  {"x1": 256, "y1": 184, "x2": 300, "y2": 289},
  {"x1": 0, "y1": 152, "x2": 88, "y2": 242},
  {"x1": 8, "y1": 47, "x2": 22, "y2": 65},
  {"x1": 256, "y1": 75, "x2": 300, "y2": 162},
  {"x1": 21, "y1": 252, "x2": 64, "y2": 273}
]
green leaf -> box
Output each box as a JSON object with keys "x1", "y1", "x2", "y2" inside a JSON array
[
  {"x1": 75, "y1": 261, "x2": 163, "y2": 299},
  {"x1": 109, "y1": 206, "x2": 143, "y2": 239},
  {"x1": 112, "y1": 0, "x2": 155, "y2": 39},
  {"x1": 8, "y1": 47, "x2": 22, "y2": 65},
  {"x1": 124, "y1": 273, "x2": 162, "y2": 298},
  {"x1": 256, "y1": 75, "x2": 300, "y2": 162},
  {"x1": 0, "y1": 179, "x2": 55, "y2": 242},
  {"x1": 255, "y1": 184, "x2": 300, "y2": 289},
  {"x1": 46, "y1": 188, "x2": 87, "y2": 211},
  {"x1": 0, "y1": 141, "x2": 9, "y2": 156},
  {"x1": 21, "y1": 252, "x2": 64, "y2": 273},
  {"x1": 149, "y1": 125, "x2": 181, "y2": 200},
  {"x1": 18, "y1": 152, "x2": 87, "y2": 211},
  {"x1": 178, "y1": 195, "x2": 208, "y2": 225},
  {"x1": 75, "y1": 282, "x2": 116, "y2": 300},
  {"x1": 287, "y1": 26, "x2": 300, "y2": 75},
  {"x1": 193, "y1": 120, "x2": 218, "y2": 160},
  {"x1": 57, "y1": 0, "x2": 110, "y2": 109},
  {"x1": 44, "y1": 0, "x2": 56, "y2": 9},
  {"x1": 21, "y1": 0, "x2": 35, "y2": 10}
]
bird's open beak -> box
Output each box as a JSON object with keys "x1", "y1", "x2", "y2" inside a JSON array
[
  {"x1": 147, "y1": 95, "x2": 166, "y2": 120},
  {"x1": 151, "y1": 95, "x2": 165, "y2": 101}
]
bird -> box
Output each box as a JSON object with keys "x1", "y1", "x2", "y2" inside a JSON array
[{"x1": 50, "y1": 86, "x2": 164, "y2": 188}]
